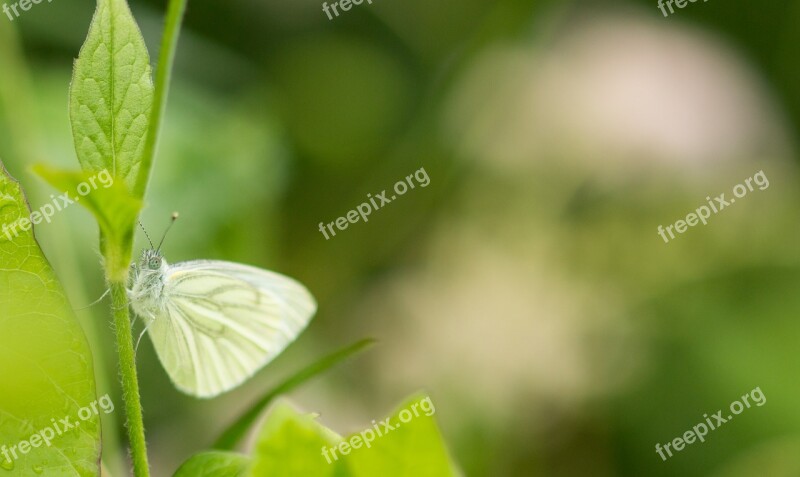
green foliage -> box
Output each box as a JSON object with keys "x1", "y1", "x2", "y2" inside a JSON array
[
  {"x1": 181, "y1": 392, "x2": 458, "y2": 477},
  {"x1": 69, "y1": 0, "x2": 154, "y2": 194},
  {"x1": 611, "y1": 266, "x2": 800, "y2": 476},
  {"x1": 214, "y1": 339, "x2": 376, "y2": 450},
  {"x1": 248, "y1": 403, "x2": 345, "y2": 477},
  {"x1": 60, "y1": 0, "x2": 161, "y2": 474},
  {"x1": 50, "y1": 0, "x2": 157, "y2": 284},
  {"x1": 0, "y1": 163, "x2": 100, "y2": 476},
  {"x1": 344, "y1": 394, "x2": 458, "y2": 477},
  {"x1": 33, "y1": 165, "x2": 142, "y2": 257},
  {"x1": 174, "y1": 451, "x2": 250, "y2": 477},
  {"x1": 19, "y1": 0, "x2": 463, "y2": 474}
]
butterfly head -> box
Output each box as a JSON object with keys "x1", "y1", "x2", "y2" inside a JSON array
[
  {"x1": 140, "y1": 249, "x2": 167, "y2": 272},
  {"x1": 136, "y1": 212, "x2": 179, "y2": 274}
]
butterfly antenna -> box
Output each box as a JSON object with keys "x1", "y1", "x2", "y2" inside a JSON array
[
  {"x1": 157, "y1": 212, "x2": 179, "y2": 252},
  {"x1": 139, "y1": 221, "x2": 155, "y2": 249}
]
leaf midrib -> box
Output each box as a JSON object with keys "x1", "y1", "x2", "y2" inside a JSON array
[{"x1": 109, "y1": 0, "x2": 117, "y2": 178}]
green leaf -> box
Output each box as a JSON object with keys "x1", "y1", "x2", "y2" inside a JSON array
[
  {"x1": 214, "y1": 339, "x2": 376, "y2": 451},
  {"x1": 69, "y1": 0, "x2": 153, "y2": 194},
  {"x1": 33, "y1": 165, "x2": 142, "y2": 281},
  {"x1": 173, "y1": 451, "x2": 251, "y2": 477},
  {"x1": 0, "y1": 162, "x2": 101, "y2": 476},
  {"x1": 248, "y1": 402, "x2": 346, "y2": 477},
  {"x1": 345, "y1": 394, "x2": 458, "y2": 477},
  {"x1": 241, "y1": 393, "x2": 459, "y2": 477}
]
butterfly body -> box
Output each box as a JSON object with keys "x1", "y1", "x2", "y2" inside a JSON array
[
  {"x1": 127, "y1": 249, "x2": 316, "y2": 398},
  {"x1": 129, "y1": 249, "x2": 169, "y2": 320}
]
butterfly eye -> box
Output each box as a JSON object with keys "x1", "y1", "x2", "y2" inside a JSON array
[{"x1": 149, "y1": 259, "x2": 160, "y2": 270}]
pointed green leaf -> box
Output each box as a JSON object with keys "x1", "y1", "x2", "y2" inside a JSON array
[
  {"x1": 174, "y1": 451, "x2": 250, "y2": 477},
  {"x1": 0, "y1": 162, "x2": 100, "y2": 476},
  {"x1": 70, "y1": 0, "x2": 153, "y2": 194},
  {"x1": 248, "y1": 402, "x2": 347, "y2": 477},
  {"x1": 345, "y1": 394, "x2": 458, "y2": 477}
]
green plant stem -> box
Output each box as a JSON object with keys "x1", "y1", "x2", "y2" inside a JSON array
[
  {"x1": 134, "y1": 0, "x2": 188, "y2": 197},
  {"x1": 104, "y1": 1, "x2": 187, "y2": 474},
  {"x1": 110, "y1": 279, "x2": 150, "y2": 477}
]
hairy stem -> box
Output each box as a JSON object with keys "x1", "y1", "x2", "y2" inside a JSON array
[
  {"x1": 105, "y1": 1, "x2": 188, "y2": 474},
  {"x1": 110, "y1": 279, "x2": 150, "y2": 477},
  {"x1": 134, "y1": 0, "x2": 188, "y2": 197}
]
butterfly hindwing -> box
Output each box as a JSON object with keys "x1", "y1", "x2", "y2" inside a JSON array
[{"x1": 147, "y1": 260, "x2": 316, "y2": 398}]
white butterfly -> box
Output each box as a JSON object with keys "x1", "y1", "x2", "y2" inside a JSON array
[{"x1": 127, "y1": 219, "x2": 316, "y2": 398}]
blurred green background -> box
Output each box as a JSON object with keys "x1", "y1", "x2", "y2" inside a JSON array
[{"x1": 2, "y1": 0, "x2": 800, "y2": 475}]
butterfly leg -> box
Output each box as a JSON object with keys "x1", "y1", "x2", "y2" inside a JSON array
[
  {"x1": 126, "y1": 263, "x2": 139, "y2": 296},
  {"x1": 74, "y1": 287, "x2": 111, "y2": 311},
  {"x1": 134, "y1": 313, "x2": 157, "y2": 355}
]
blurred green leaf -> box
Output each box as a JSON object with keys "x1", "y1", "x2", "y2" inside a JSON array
[
  {"x1": 201, "y1": 390, "x2": 459, "y2": 476},
  {"x1": 69, "y1": 0, "x2": 153, "y2": 193},
  {"x1": 273, "y1": 37, "x2": 412, "y2": 167},
  {"x1": 345, "y1": 394, "x2": 458, "y2": 477},
  {"x1": 173, "y1": 451, "x2": 250, "y2": 477},
  {"x1": 711, "y1": 437, "x2": 800, "y2": 477},
  {"x1": 0, "y1": 23, "x2": 39, "y2": 167},
  {"x1": 248, "y1": 402, "x2": 345, "y2": 477},
  {"x1": 0, "y1": 162, "x2": 100, "y2": 476},
  {"x1": 214, "y1": 339, "x2": 375, "y2": 450},
  {"x1": 611, "y1": 266, "x2": 800, "y2": 477}
]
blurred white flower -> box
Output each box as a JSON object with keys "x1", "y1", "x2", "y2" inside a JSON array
[
  {"x1": 354, "y1": 216, "x2": 641, "y2": 423},
  {"x1": 445, "y1": 10, "x2": 792, "y2": 178}
]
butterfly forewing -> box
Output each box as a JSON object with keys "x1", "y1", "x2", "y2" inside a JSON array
[{"x1": 147, "y1": 260, "x2": 316, "y2": 398}]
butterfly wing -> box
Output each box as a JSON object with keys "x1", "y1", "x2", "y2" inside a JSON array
[{"x1": 147, "y1": 260, "x2": 316, "y2": 398}]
